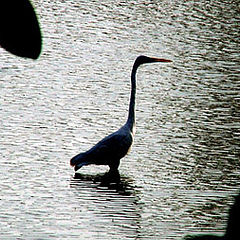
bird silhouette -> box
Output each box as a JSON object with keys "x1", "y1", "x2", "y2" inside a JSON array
[{"x1": 70, "y1": 55, "x2": 171, "y2": 173}]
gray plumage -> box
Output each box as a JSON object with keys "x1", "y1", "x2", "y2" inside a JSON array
[{"x1": 70, "y1": 55, "x2": 171, "y2": 172}]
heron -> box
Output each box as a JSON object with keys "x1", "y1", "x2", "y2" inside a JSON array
[{"x1": 70, "y1": 55, "x2": 171, "y2": 173}]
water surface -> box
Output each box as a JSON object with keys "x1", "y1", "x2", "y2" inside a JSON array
[{"x1": 0, "y1": 0, "x2": 239, "y2": 239}]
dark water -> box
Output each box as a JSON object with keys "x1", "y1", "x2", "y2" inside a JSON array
[{"x1": 0, "y1": 0, "x2": 239, "y2": 239}]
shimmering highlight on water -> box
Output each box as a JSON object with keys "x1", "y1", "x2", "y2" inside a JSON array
[{"x1": 0, "y1": 0, "x2": 239, "y2": 239}]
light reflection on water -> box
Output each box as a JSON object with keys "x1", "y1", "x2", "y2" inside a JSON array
[
  {"x1": 70, "y1": 173, "x2": 140, "y2": 239},
  {"x1": 0, "y1": 0, "x2": 239, "y2": 239}
]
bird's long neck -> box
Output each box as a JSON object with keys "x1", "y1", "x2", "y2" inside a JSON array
[{"x1": 126, "y1": 63, "x2": 138, "y2": 132}]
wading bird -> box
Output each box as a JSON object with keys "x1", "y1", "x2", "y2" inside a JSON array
[{"x1": 70, "y1": 55, "x2": 171, "y2": 173}]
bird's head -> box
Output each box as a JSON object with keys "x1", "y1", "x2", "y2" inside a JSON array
[{"x1": 134, "y1": 55, "x2": 172, "y2": 68}]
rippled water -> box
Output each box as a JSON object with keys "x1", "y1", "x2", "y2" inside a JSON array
[{"x1": 0, "y1": 0, "x2": 239, "y2": 239}]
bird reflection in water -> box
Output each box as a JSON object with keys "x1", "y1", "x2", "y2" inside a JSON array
[
  {"x1": 70, "y1": 170, "x2": 141, "y2": 239},
  {"x1": 184, "y1": 191, "x2": 240, "y2": 240},
  {"x1": 72, "y1": 170, "x2": 135, "y2": 196}
]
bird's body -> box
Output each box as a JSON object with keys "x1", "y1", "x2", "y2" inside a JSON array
[
  {"x1": 71, "y1": 124, "x2": 133, "y2": 172},
  {"x1": 70, "y1": 55, "x2": 171, "y2": 172}
]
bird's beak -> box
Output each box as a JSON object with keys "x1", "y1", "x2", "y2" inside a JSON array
[{"x1": 152, "y1": 57, "x2": 172, "y2": 63}]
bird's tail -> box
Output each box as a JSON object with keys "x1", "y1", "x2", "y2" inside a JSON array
[{"x1": 70, "y1": 153, "x2": 90, "y2": 171}]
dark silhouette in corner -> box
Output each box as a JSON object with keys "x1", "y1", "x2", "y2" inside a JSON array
[
  {"x1": 184, "y1": 190, "x2": 240, "y2": 240},
  {"x1": 0, "y1": 0, "x2": 42, "y2": 59}
]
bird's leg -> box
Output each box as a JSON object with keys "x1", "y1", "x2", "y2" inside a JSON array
[
  {"x1": 98, "y1": 159, "x2": 120, "y2": 184},
  {"x1": 101, "y1": 169, "x2": 120, "y2": 185},
  {"x1": 109, "y1": 159, "x2": 120, "y2": 173}
]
